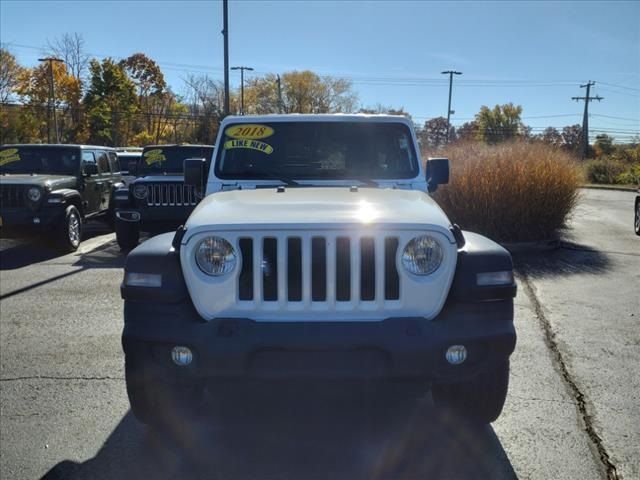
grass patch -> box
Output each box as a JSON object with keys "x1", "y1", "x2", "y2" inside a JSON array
[{"x1": 431, "y1": 141, "x2": 582, "y2": 242}]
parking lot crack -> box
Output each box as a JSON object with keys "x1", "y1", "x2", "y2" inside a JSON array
[{"x1": 518, "y1": 271, "x2": 621, "y2": 480}]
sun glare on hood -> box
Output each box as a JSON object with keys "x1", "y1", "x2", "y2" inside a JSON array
[{"x1": 355, "y1": 200, "x2": 379, "y2": 224}]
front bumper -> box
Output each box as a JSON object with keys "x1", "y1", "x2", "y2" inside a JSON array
[
  {"x1": 122, "y1": 299, "x2": 516, "y2": 381},
  {"x1": 0, "y1": 207, "x2": 64, "y2": 238}
]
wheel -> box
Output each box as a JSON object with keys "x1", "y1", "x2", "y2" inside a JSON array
[
  {"x1": 115, "y1": 218, "x2": 139, "y2": 251},
  {"x1": 57, "y1": 205, "x2": 82, "y2": 252},
  {"x1": 125, "y1": 356, "x2": 204, "y2": 427},
  {"x1": 635, "y1": 199, "x2": 639, "y2": 236},
  {"x1": 431, "y1": 361, "x2": 510, "y2": 424}
]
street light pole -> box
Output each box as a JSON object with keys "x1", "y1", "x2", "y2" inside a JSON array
[
  {"x1": 441, "y1": 70, "x2": 462, "y2": 143},
  {"x1": 222, "y1": 0, "x2": 230, "y2": 115},
  {"x1": 231, "y1": 66, "x2": 254, "y2": 115},
  {"x1": 38, "y1": 57, "x2": 64, "y2": 143}
]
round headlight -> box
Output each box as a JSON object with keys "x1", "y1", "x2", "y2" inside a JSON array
[
  {"x1": 26, "y1": 187, "x2": 42, "y2": 203},
  {"x1": 402, "y1": 235, "x2": 443, "y2": 275},
  {"x1": 195, "y1": 236, "x2": 236, "y2": 276},
  {"x1": 132, "y1": 184, "x2": 148, "y2": 200}
]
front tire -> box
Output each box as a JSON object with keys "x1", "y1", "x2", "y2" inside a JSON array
[
  {"x1": 57, "y1": 205, "x2": 82, "y2": 252},
  {"x1": 431, "y1": 361, "x2": 510, "y2": 424},
  {"x1": 116, "y1": 218, "x2": 139, "y2": 251},
  {"x1": 634, "y1": 199, "x2": 639, "y2": 236}
]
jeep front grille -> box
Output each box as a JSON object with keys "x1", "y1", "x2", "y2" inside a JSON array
[
  {"x1": 237, "y1": 235, "x2": 400, "y2": 305},
  {"x1": 145, "y1": 183, "x2": 199, "y2": 207},
  {"x1": 0, "y1": 185, "x2": 26, "y2": 208}
]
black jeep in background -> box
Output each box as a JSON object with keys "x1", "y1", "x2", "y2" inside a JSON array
[
  {"x1": 0, "y1": 144, "x2": 124, "y2": 251},
  {"x1": 114, "y1": 144, "x2": 214, "y2": 250}
]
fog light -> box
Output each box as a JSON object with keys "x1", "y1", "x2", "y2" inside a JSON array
[
  {"x1": 32, "y1": 217, "x2": 40, "y2": 224},
  {"x1": 445, "y1": 345, "x2": 467, "y2": 365},
  {"x1": 171, "y1": 346, "x2": 193, "y2": 366}
]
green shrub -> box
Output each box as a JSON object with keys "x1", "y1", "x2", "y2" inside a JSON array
[
  {"x1": 585, "y1": 158, "x2": 626, "y2": 184},
  {"x1": 615, "y1": 163, "x2": 640, "y2": 186},
  {"x1": 432, "y1": 141, "x2": 582, "y2": 242}
]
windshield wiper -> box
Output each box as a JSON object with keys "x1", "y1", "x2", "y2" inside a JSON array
[
  {"x1": 238, "y1": 168, "x2": 300, "y2": 186},
  {"x1": 348, "y1": 178, "x2": 378, "y2": 187}
]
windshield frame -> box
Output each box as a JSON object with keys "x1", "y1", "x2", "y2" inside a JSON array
[{"x1": 213, "y1": 120, "x2": 421, "y2": 183}]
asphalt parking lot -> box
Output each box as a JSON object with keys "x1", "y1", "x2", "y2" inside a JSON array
[{"x1": 0, "y1": 188, "x2": 638, "y2": 480}]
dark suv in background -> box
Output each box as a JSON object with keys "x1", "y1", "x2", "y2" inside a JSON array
[
  {"x1": 114, "y1": 144, "x2": 214, "y2": 250},
  {"x1": 0, "y1": 144, "x2": 124, "y2": 251}
]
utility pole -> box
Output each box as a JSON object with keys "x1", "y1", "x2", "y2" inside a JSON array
[
  {"x1": 231, "y1": 66, "x2": 253, "y2": 115},
  {"x1": 38, "y1": 57, "x2": 64, "y2": 143},
  {"x1": 572, "y1": 80, "x2": 603, "y2": 159},
  {"x1": 441, "y1": 70, "x2": 462, "y2": 143},
  {"x1": 276, "y1": 74, "x2": 283, "y2": 113},
  {"x1": 222, "y1": 0, "x2": 230, "y2": 115}
]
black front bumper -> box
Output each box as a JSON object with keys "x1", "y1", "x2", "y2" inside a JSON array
[
  {"x1": 0, "y1": 207, "x2": 63, "y2": 238},
  {"x1": 122, "y1": 299, "x2": 516, "y2": 381}
]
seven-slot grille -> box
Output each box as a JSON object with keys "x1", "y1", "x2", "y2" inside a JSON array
[
  {"x1": 144, "y1": 183, "x2": 199, "y2": 207},
  {"x1": 237, "y1": 235, "x2": 401, "y2": 305},
  {"x1": 0, "y1": 185, "x2": 26, "y2": 208}
]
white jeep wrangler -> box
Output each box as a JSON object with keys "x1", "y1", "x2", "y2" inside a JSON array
[{"x1": 121, "y1": 114, "x2": 517, "y2": 426}]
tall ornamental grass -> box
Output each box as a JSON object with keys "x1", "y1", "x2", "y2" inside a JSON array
[{"x1": 432, "y1": 141, "x2": 582, "y2": 242}]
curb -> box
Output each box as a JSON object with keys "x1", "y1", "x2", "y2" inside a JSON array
[
  {"x1": 581, "y1": 185, "x2": 638, "y2": 193},
  {"x1": 500, "y1": 239, "x2": 561, "y2": 254}
]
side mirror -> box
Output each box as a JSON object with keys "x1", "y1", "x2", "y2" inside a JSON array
[
  {"x1": 184, "y1": 158, "x2": 206, "y2": 191},
  {"x1": 84, "y1": 163, "x2": 98, "y2": 176},
  {"x1": 426, "y1": 157, "x2": 449, "y2": 193},
  {"x1": 128, "y1": 161, "x2": 138, "y2": 177}
]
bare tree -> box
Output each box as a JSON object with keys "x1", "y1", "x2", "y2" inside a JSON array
[
  {"x1": 182, "y1": 74, "x2": 225, "y2": 143},
  {"x1": 46, "y1": 33, "x2": 90, "y2": 83}
]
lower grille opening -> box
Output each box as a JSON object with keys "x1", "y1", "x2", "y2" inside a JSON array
[
  {"x1": 238, "y1": 238, "x2": 253, "y2": 300},
  {"x1": 287, "y1": 238, "x2": 302, "y2": 301},
  {"x1": 385, "y1": 237, "x2": 400, "y2": 300},
  {"x1": 360, "y1": 237, "x2": 375, "y2": 301},
  {"x1": 262, "y1": 238, "x2": 278, "y2": 301},
  {"x1": 336, "y1": 237, "x2": 351, "y2": 301},
  {"x1": 311, "y1": 237, "x2": 327, "y2": 301}
]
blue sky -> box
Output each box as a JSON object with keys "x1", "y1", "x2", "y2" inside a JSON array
[{"x1": 1, "y1": 0, "x2": 639, "y2": 141}]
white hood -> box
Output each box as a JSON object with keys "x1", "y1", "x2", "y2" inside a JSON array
[{"x1": 185, "y1": 187, "x2": 455, "y2": 241}]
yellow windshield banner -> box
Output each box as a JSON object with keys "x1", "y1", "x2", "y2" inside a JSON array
[
  {"x1": 225, "y1": 124, "x2": 274, "y2": 140},
  {"x1": 143, "y1": 149, "x2": 166, "y2": 165},
  {"x1": 224, "y1": 139, "x2": 273, "y2": 154},
  {"x1": 0, "y1": 148, "x2": 21, "y2": 167}
]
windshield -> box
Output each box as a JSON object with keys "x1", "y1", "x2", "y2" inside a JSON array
[
  {"x1": 214, "y1": 122, "x2": 419, "y2": 181},
  {"x1": 0, "y1": 146, "x2": 80, "y2": 175},
  {"x1": 139, "y1": 146, "x2": 214, "y2": 174},
  {"x1": 117, "y1": 153, "x2": 141, "y2": 172}
]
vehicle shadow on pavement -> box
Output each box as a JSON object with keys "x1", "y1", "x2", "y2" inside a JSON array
[
  {"x1": 41, "y1": 382, "x2": 517, "y2": 480},
  {"x1": 513, "y1": 241, "x2": 612, "y2": 279},
  {"x1": 0, "y1": 221, "x2": 115, "y2": 270},
  {"x1": 72, "y1": 240, "x2": 125, "y2": 269}
]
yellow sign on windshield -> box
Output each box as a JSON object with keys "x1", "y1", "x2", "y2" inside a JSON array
[
  {"x1": 0, "y1": 148, "x2": 21, "y2": 167},
  {"x1": 225, "y1": 124, "x2": 274, "y2": 140},
  {"x1": 143, "y1": 149, "x2": 166, "y2": 165},
  {"x1": 224, "y1": 139, "x2": 273, "y2": 154}
]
